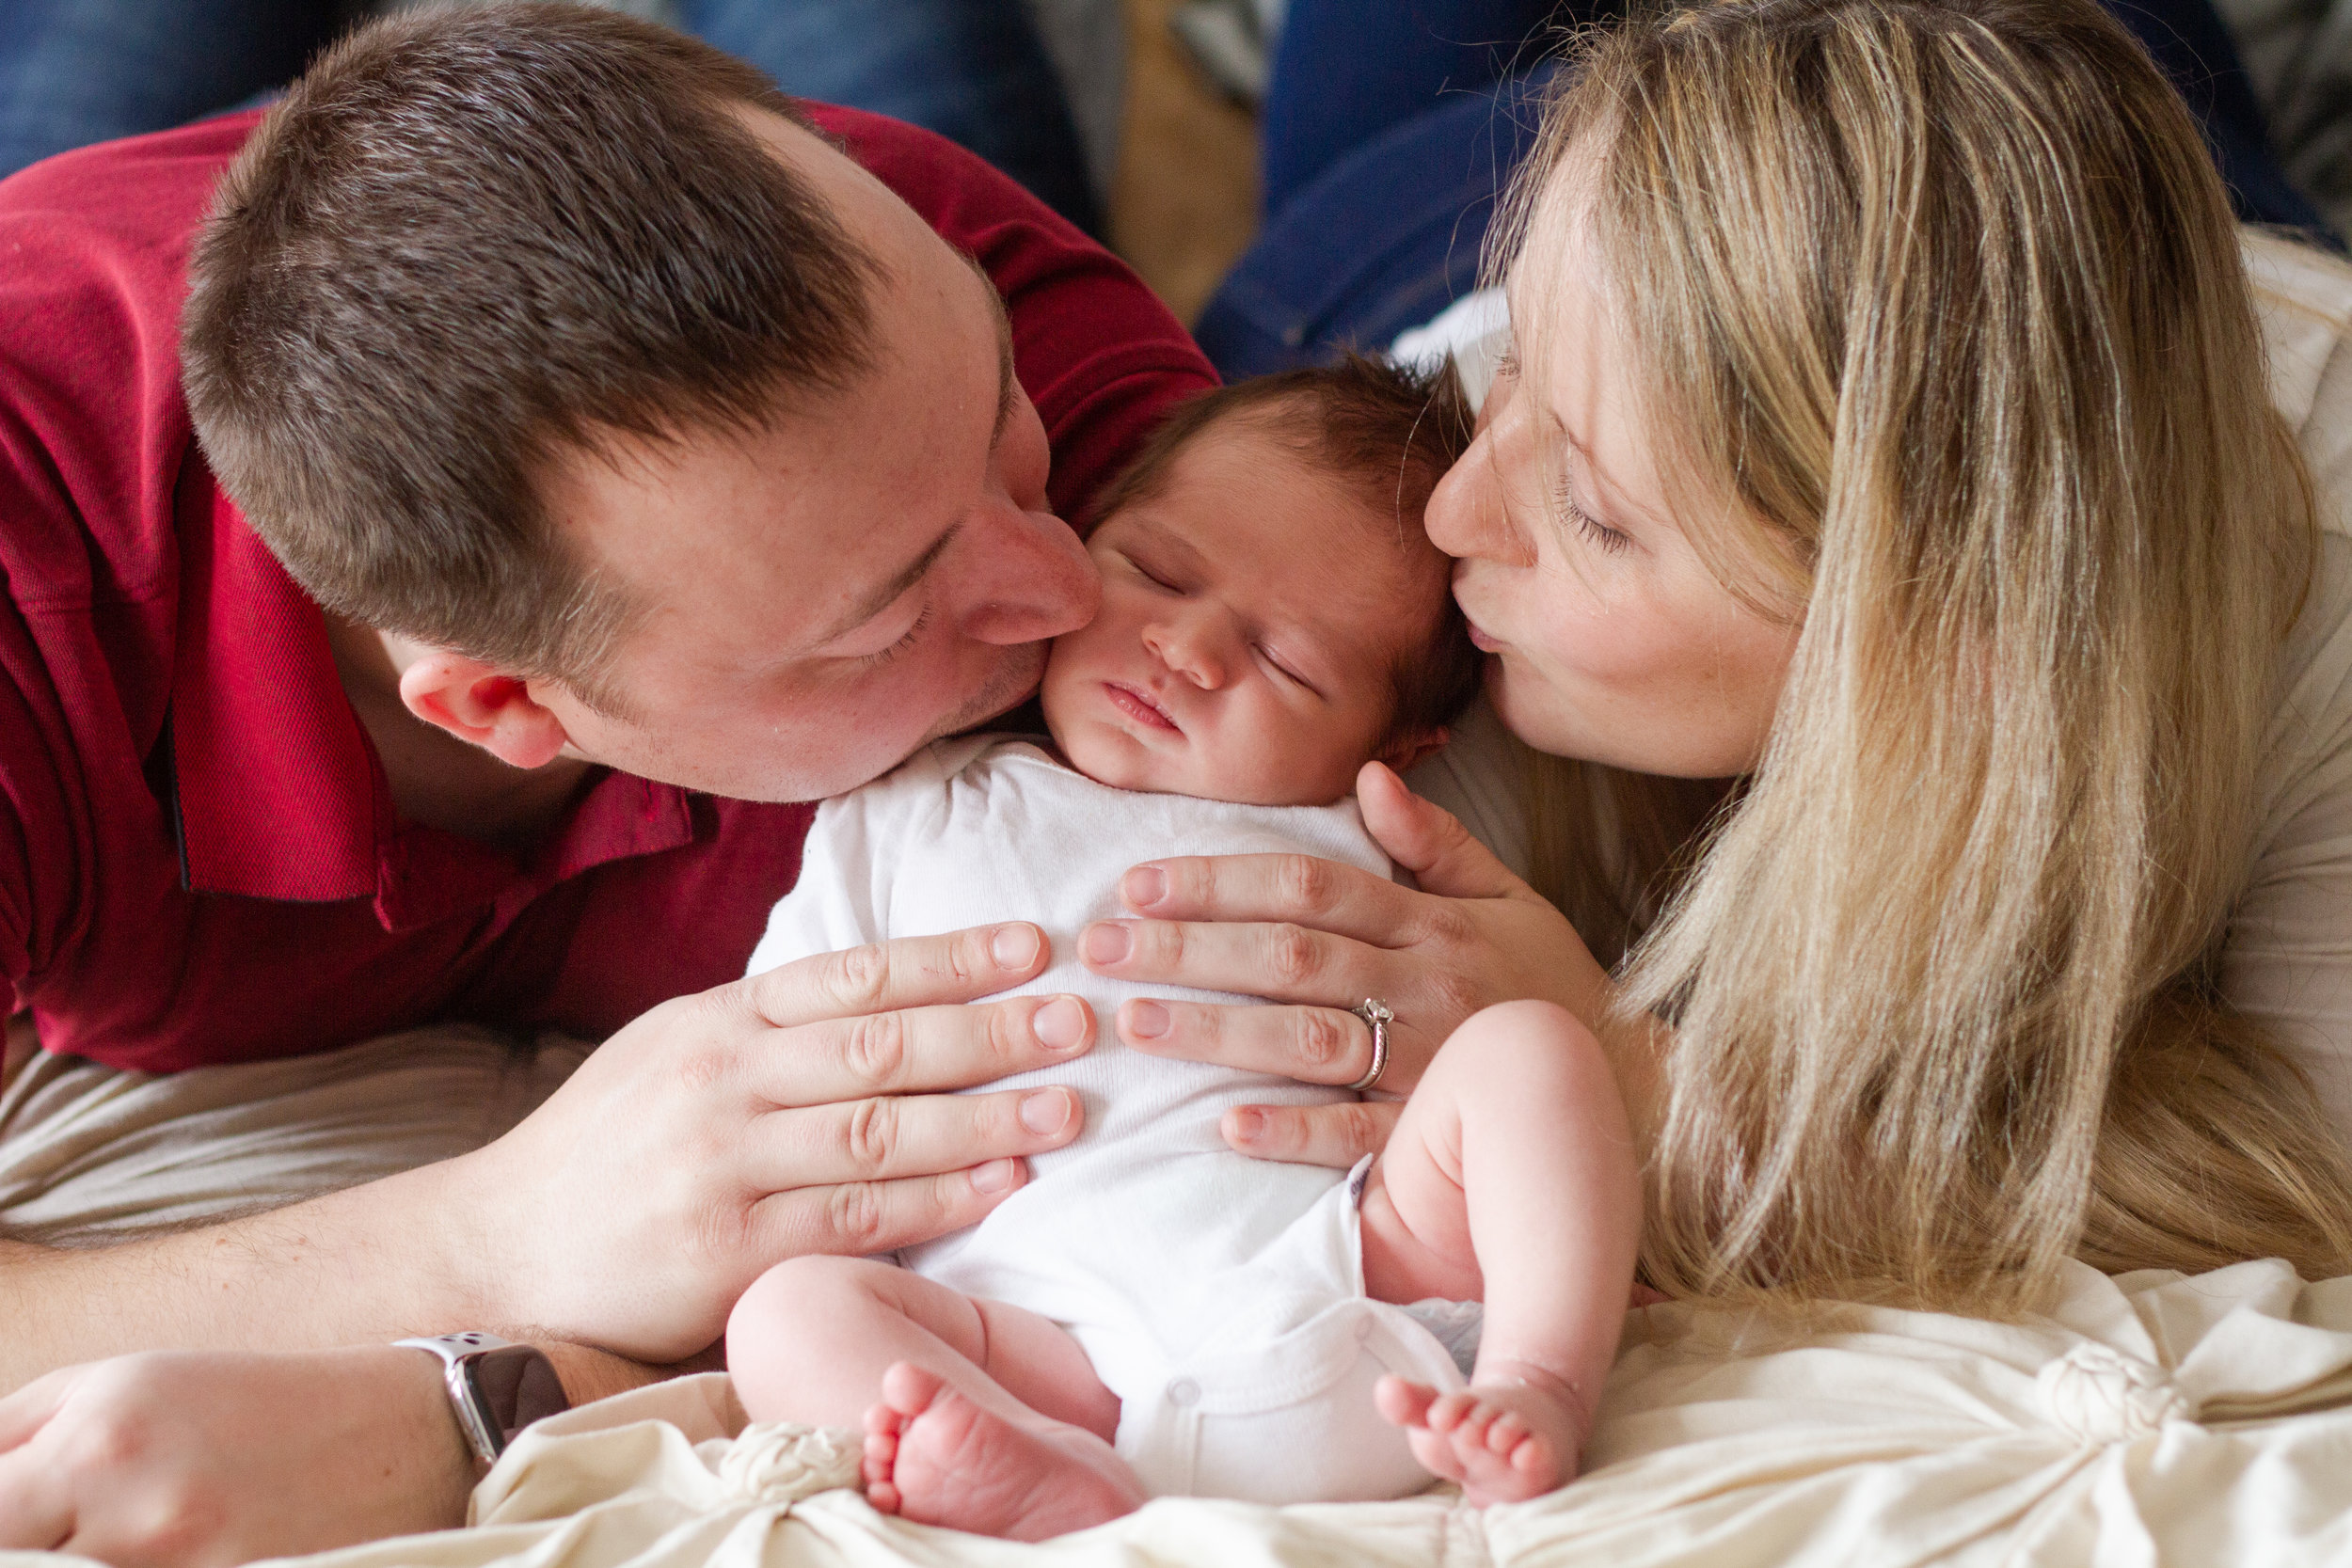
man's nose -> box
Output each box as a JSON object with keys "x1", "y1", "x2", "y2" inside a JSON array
[
  {"x1": 956, "y1": 504, "x2": 1101, "y2": 646},
  {"x1": 1143, "y1": 613, "x2": 1228, "y2": 689}
]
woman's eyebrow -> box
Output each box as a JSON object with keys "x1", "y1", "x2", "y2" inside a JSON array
[{"x1": 1557, "y1": 420, "x2": 1665, "y2": 530}]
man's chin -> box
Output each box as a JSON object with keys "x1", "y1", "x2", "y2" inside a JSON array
[{"x1": 925, "y1": 647, "x2": 1048, "y2": 747}]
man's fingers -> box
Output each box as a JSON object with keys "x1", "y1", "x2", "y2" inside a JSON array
[
  {"x1": 747, "y1": 993, "x2": 1096, "y2": 1106},
  {"x1": 1219, "y1": 1099, "x2": 1402, "y2": 1168},
  {"x1": 745, "y1": 1086, "x2": 1084, "y2": 1189},
  {"x1": 0, "y1": 1369, "x2": 71, "y2": 1454},
  {"x1": 739, "y1": 923, "x2": 1050, "y2": 1029},
  {"x1": 749, "y1": 1162, "x2": 1035, "y2": 1260},
  {"x1": 0, "y1": 1446, "x2": 73, "y2": 1553},
  {"x1": 1118, "y1": 999, "x2": 1420, "y2": 1091},
  {"x1": 1116, "y1": 851, "x2": 1430, "y2": 946}
]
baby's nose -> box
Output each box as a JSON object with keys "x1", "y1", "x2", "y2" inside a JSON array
[{"x1": 1149, "y1": 621, "x2": 1228, "y2": 688}]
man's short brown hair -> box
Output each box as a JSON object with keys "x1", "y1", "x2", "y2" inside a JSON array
[
  {"x1": 1089, "y1": 353, "x2": 1484, "y2": 747},
  {"x1": 182, "y1": 3, "x2": 880, "y2": 699}
]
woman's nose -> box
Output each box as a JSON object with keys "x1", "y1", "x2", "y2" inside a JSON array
[
  {"x1": 1143, "y1": 615, "x2": 1227, "y2": 688},
  {"x1": 1424, "y1": 428, "x2": 1534, "y2": 568}
]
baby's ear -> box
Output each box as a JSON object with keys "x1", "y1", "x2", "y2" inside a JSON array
[{"x1": 1375, "y1": 726, "x2": 1450, "y2": 775}]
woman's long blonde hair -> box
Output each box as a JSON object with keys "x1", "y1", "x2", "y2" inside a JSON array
[{"x1": 1502, "y1": 0, "x2": 2352, "y2": 1309}]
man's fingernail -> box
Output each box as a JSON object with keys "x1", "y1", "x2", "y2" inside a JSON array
[
  {"x1": 1033, "y1": 997, "x2": 1087, "y2": 1051},
  {"x1": 1018, "y1": 1088, "x2": 1072, "y2": 1134},
  {"x1": 1082, "y1": 923, "x2": 1132, "y2": 965},
  {"x1": 1229, "y1": 1108, "x2": 1266, "y2": 1145},
  {"x1": 992, "y1": 925, "x2": 1041, "y2": 971},
  {"x1": 971, "y1": 1158, "x2": 1022, "y2": 1194},
  {"x1": 1123, "y1": 865, "x2": 1168, "y2": 908},
  {"x1": 1126, "y1": 1000, "x2": 1170, "y2": 1040}
]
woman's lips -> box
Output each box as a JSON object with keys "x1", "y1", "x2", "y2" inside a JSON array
[
  {"x1": 1104, "y1": 681, "x2": 1181, "y2": 732},
  {"x1": 1465, "y1": 618, "x2": 1503, "y2": 653}
]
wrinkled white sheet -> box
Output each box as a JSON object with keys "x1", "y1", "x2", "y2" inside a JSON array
[{"x1": 14, "y1": 1259, "x2": 2320, "y2": 1568}]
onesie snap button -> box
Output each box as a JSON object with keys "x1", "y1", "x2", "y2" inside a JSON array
[{"x1": 1168, "y1": 1378, "x2": 1201, "y2": 1407}]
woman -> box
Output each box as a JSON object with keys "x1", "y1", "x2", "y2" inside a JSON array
[{"x1": 1110, "y1": 0, "x2": 2352, "y2": 1311}]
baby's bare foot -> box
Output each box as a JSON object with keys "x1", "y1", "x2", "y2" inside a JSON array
[
  {"x1": 860, "y1": 1362, "x2": 1144, "y2": 1542},
  {"x1": 1375, "y1": 1373, "x2": 1585, "y2": 1506}
]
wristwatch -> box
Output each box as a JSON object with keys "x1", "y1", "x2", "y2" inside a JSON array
[{"x1": 394, "y1": 1332, "x2": 570, "y2": 1468}]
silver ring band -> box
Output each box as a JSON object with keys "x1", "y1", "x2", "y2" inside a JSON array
[{"x1": 1347, "y1": 998, "x2": 1394, "y2": 1092}]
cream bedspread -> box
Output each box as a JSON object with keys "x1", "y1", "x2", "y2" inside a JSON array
[{"x1": 41, "y1": 1258, "x2": 2322, "y2": 1568}]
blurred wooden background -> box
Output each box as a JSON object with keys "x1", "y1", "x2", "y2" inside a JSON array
[{"x1": 1109, "y1": 0, "x2": 1260, "y2": 325}]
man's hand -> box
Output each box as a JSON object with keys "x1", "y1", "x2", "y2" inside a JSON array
[
  {"x1": 0, "y1": 1348, "x2": 475, "y2": 1568},
  {"x1": 443, "y1": 921, "x2": 1095, "y2": 1362}
]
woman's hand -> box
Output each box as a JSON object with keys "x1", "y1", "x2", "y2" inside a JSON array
[{"x1": 1082, "y1": 762, "x2": 1613, "y2": 1167}]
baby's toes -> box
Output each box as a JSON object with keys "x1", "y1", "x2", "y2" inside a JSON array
[
  {"x1": 1481, "y1": 1407, "x2": 1529, "y2": 1454},
  {"x1": 1423, "y1": 1390, "x2": 1481, "y2": 1434},
  {"x1": 1449, "y1": 1399, "x2": 1506, "y2": 1453},
  {"x1": 862, "y1": 1429, "x2": 898, "y2": 1495},
  {"x1": 1404, "y1": 1421, "x2": 1471, "y2": 1483},
  {"x1": 1375, "y1": 1375, "x2": 1438, "y2": 1430}
]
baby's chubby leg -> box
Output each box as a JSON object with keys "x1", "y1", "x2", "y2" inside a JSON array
[
  {"x1": 727, "y1": 1256, "x2": 1143, "y2": 1539},
  {"x1": 1358, "y1": 1001, "x2": 1642, "y2": 1505}
]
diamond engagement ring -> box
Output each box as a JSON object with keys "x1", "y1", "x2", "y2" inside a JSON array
[{"x1": 1347, "y1": 998, "x2": 1394, "y2": 1092}]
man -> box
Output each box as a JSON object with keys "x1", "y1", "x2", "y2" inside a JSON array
[
  {"x1": 0, "y1": 5, "x2": 1200, "y2": 1556},
  {"x1": 0, "y1": 4, "x2": 1532, "y2": 1553}
]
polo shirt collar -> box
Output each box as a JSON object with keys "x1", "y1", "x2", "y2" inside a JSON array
[{"x1": 168, "y1": 461, "x2": 697, "y2": 928}]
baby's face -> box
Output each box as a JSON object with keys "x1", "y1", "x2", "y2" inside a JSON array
[{"x1": 1041, "y1": 422, "x2": 1433, "y2": 806}]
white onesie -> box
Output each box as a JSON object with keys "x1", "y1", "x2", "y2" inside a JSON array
[{"x1": 747, "y1": 735, "x2": 1468, "y2": 1503}]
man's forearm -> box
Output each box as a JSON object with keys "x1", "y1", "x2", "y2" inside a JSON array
[{"x1": 0, "y1": 1156, "x2": 493, "y2": 1393}]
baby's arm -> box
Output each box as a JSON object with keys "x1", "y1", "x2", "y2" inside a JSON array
[{"x1": 1356, "y1": 1000, "x2": 1642, "y2": 1504}]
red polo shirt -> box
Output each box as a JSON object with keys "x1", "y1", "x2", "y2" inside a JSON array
[{"x1": 0, "y1": 104, "x2": 1215, "y2": 1074}]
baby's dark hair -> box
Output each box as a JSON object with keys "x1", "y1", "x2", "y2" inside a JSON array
[{"x1": 1089, "y1": 353, "x2": 1484, "y2": 749}]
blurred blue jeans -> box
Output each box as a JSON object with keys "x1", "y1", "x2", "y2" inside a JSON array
[
  {"x1": 0, "y1": 0, "x2": 1099, "y2": 234},
  {"x1": 1200, "y1": 0, "x2": 2342, "y2": 378}
]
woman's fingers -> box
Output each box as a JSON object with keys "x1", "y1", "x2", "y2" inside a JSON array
[
  {"x1": 739, "y1": 923, "x2": 1051, "y2": 1030},
  {"x1": 1119, "y1": 998, "x2": 1405, "y2": 1089},
  {"x1": 1117, "y1": 849, "x2": 1432, "y2": 946},
  {"x1": 1086, "y1": 915, "x2": 1409, "y2": 1017},
  {"x1": 743, "y1": 993, "x2": 1097, "y2": 1108},
  {"x1": 1355, "y1": 760, "x2": 1528, "y2": 901},
  {"x1": 1220, "y1": 1098, "x2": 1403, "y2": 1167},
  {"x1": 744, "y1": 1085, "x2": 1083, "y2": 1190}
]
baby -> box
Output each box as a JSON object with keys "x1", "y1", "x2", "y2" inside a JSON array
[{"x1": 727, "y1": 356, "x2": 1641, "y2": 1539}]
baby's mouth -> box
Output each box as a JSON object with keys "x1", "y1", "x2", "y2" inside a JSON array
[{"x1": 1104, "y1": 680, "x2": 1181, "y2": 733}]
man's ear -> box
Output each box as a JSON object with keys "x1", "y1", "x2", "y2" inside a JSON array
[
  {"x1": 398, "y1": 651, "x2": 575, "y2": 769},
  {"x1": 1375, "y1": 725, "x2": 1450, "y2": 776}
]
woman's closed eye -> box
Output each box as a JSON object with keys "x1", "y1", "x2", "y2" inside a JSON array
[{"x1": 1556, "y1": 475, "x2": 1630, "y2": 555}]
